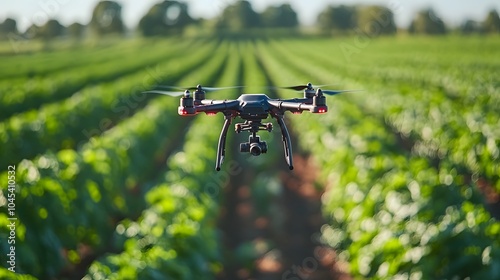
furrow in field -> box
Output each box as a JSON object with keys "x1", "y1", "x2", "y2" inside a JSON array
[
  {"x1": 258, "y1": 56, "x2": 353, "y2": 280},
  {"x1": 216, "y1": 40, "x2": 348, "y2": 280},
  {"x1": 217, "y1": 42, "x2": 270, "y2": 280},
  {"x1": 256, "y1": 40, "x2": 355, "y2": 280}
]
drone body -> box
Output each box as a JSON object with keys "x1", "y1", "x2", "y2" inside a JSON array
[{"x1": 147, "y1": 83, "x2": 352, "y2": 171}]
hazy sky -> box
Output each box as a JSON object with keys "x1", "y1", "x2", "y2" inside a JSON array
[{"x1": 2, "y1": 0, "x2": 500, "y2": 31}]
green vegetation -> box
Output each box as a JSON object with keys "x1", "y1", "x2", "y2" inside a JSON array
[
  {"x1": 256, "y1": 36, "x2": 500, "y2": 279},
  {"x1": 87, "y1": 42, "x2": 240, "y2": 279},
  {"x1": 0, "y1": 35, "x2": 499, "y2": 279},
  {"x1": 0, "y1": 39, "x2": 216, "y2": 167},
  {"x1": 0, "y1": 39, "x2": 201, "y2": 120}
]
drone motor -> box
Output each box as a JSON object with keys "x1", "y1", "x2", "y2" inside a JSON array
[{"x1": 194, "y1": 84, "x2": 206, "y2": 101}]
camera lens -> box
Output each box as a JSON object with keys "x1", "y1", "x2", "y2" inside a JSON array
[{"x1": 250, "y1": 143, "x2": 262, "y2": 156}]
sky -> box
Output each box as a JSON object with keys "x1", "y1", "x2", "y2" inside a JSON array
[{"x1": 2, "y1": 0, "x2": 500, "y2": 32}]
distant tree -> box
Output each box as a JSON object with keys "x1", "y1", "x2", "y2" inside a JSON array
[
  {"x1": 216, "y1": 0, "x2": 260, "y2": 31},
  {"x1": 25, "y1": 24, "x2": 42, "y2": 39},
  {"x1": 482, "y1": 9, "x2": 500, "y2": 33},
  {"x1": 23, "y1": 20, "x2": 65, "y2": 40},
  {"x1": 317, "y1": 5, "x2": 356, "y2": 34},
  {"x1": 356, "y1": 5, "x2": 397, "y2": 36},
  {"x1": 90, "y1": 0, "x2": 124, "y2": 36},
  {"x1": 460, "y1": 19, "x2": 481, "y2": 34},
  {"x1": 261, "y1": 4, "x2": 298, "y2": 28},
  {"x1": 139, "y1": 0, "x2": 192, "y2": 36},
  {"x1": 68, "y1": 22, "x2": 85, "y2": 39},
  {"x1": 0, "y1": 18, "x2": 18, "y2": 38},
  {"x1": 408, "y1": 8, "x2": 446, "y2": 35},
  {"x1": 40, "y1": 19, "x2": 65, "y2": 39}
]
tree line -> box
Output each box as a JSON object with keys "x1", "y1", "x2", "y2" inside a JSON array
[{"x1": 1, "y1": 0, "x2": 500, "y2": 40}]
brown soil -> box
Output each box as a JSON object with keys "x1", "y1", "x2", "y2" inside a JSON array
[{"x1": 217, "y1": 153, "x2": 351, "y2": 280}]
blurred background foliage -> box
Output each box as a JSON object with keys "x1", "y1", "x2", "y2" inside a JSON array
[
  {"x1": 0, "y1": 1, "x2": 499, "y2": 280},
  {"x1": 1, "y1": 0, "x2": 500, "y2": 41}
]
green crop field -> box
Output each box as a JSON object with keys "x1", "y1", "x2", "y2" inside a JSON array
[{"x1": 1, "y1": 35, "x2": 499, "y2": 280}]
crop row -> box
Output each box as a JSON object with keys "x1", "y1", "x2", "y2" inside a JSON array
[
  {"x1": 269, "y1": 38, "x2": 500, "y2": 192},
  {"x1": 0, "y1": 39, "x2": 162, "y2": 80},
  {"x1": 256, "y1": 40, "x2": 500, "y2": 279},
  {"x1": 0, "y1": 42, "x2": 232, "y2": 279},
  {"x1": 0, "y1": 95, "x2": 186, "y2": 279},
  {"x1": 0, "y1": 39, "x2": 199, "y2": 120},
  {"x1": 273, "y1": 37, "x2": 499, "y2": 106},
  {"x1": 0, "y1": 40, "x2": 220, "y2": 168},
  {"x1": 84, "y1": 42, "x2": 242, "y2": 280}
]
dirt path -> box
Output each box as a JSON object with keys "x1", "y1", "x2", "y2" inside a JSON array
[{"x1": 217, "y1": 124, "x2": 350, "y2": 280}]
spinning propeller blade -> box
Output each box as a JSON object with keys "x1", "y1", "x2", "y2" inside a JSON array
[
  {"x1": 154, "y1": 85, "x2": 244, "y2": 92},
  {"x1": 143, "y1": 90, "x2": 187, "y2": 97},
  {"x1": 278, "y1": 83, "x2": 336, "y2": 91},
  {"x1": 281, "y1": 85, "x2": 311, "y2": 91},
  {"x1": 199, "y1": 86, "x2": 245, "y2": 92},
  {"x1": 320, "y1": 89, "x2": 362, "y2": 96}
]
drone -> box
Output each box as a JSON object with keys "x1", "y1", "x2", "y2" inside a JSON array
[{"x1": 145, "y1": 83, "x2": 355, "y2": 171}]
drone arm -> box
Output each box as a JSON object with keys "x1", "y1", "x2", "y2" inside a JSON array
[
  {"x1": 275, "y1": 115, "x2": 294, "y2": 170},
  {"x1": 277, "y1": 98, "x2": 312, "y2": 104},
  {"x1": 195, "y1": 100, "x2": 240, "y2": 114},
  {"x1": 268, "y1": 100, "x2": 308, "y2": 110},
  {"x1": 198, "y1": 99, "x2": 227, "y2": 105},
  {"x1": 216, "y1": 114, "x2": 232, "y2": 171},
  {"x1": 268, "y1": 100, "x2": 327, "y2": 114}
]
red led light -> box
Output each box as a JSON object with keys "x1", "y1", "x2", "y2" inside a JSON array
[
  {"x1": 318, "y1": 107, "x2": 327, "y2": 114},
  {"x1": 178, "y1": 108, "x2": 189, "y2": 115}
]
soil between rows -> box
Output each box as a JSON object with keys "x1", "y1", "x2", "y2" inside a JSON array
[{"x1": 217, "y1": 122, "x2": 351, "y2": 280}]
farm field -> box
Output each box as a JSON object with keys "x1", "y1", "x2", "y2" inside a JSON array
[{"x1": 1, "y1": 35, "x2": 499, "y2": 279}]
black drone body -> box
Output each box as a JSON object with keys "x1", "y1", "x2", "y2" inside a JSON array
[{"x1": 147, "y1": 83, "x2": 353, "y2": 171}]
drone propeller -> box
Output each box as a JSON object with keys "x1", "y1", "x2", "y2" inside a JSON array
[
  {"x1": 154, "y1": 84, "x2": 244, "y2": 92},
  {"x1": 277, "y1": 83, "x2": 337, "y2": 91},
  {"x1": 319, "y1": 89, "x2": 362, "y2": 96},
  {"x1": 143, "y1": 90, "x2": 190, "y2": 97}
]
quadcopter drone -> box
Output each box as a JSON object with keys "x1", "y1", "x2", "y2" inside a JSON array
[{"x1": 146, "y1": 83, "x2": 354, "y2": 171}]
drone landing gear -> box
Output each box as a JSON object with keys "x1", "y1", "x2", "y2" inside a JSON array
[
  {"x1": 275, "y1": 115, "x2": 294, "y2": 170},
  {"x1": 216, "y1": 114, "x2": 232, "y2": 171},
  {"x1": 215, "y1": 116, "x2": 294, "y2": 171}
]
